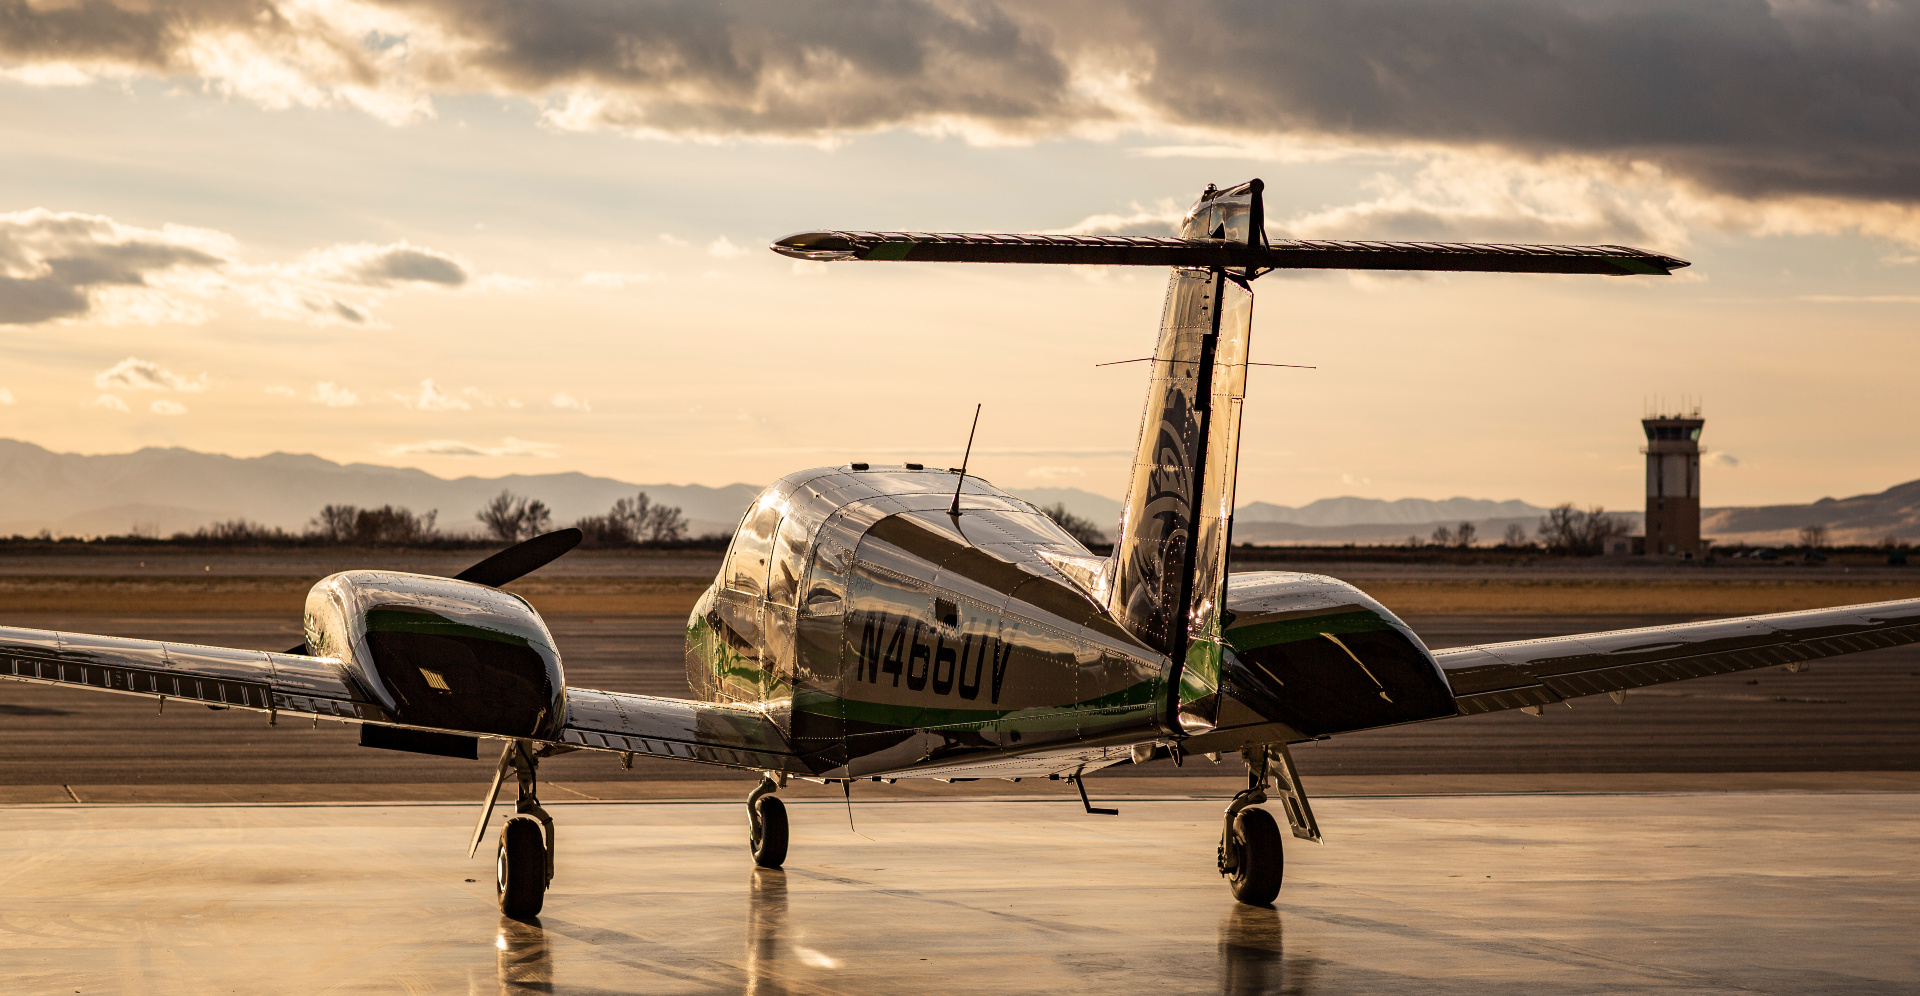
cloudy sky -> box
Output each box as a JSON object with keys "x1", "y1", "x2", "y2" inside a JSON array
[{"x1": 1, "y1": 0, "x2": 1916, "y2": 511}]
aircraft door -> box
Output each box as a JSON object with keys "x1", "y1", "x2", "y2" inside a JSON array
[{"x1": 791, "y1": 510, "x2": 861, "y2": 770}]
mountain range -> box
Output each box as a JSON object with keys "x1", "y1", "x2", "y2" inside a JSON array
[
  {"x1": 0, "y1": 440, "x2": 1911, "y2": 546},
  {"x1": 0, "y1": 439, "x2": 757, "y2": 538}
]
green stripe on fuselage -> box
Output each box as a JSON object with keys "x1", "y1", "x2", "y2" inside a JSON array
[
  {"x1": 793, "y1": 678, "x2": 1161, "y2": 733},
  {"x1": 1225, "y1": 609, "x2": 1390, "y2": 651},
  {"x1": 364, "y1": 609, "x2": 535, "y2": 648}
]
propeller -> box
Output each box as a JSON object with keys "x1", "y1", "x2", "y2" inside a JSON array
[
  {"x1": 451, "y1": 528, "x2": 583, "y2": 588},
  {"x1": 282, "y1": 528, "x2": 583, "y2": 654}
]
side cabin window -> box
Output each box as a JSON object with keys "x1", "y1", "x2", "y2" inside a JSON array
[
  {"x1": 767, "y1": 512, "x2": 812, "y2": 608},
  {"x1": 725, "y1": 502, "x2": 783, "y2": 597}
]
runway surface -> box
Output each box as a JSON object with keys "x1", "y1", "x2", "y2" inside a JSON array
[
  {"x1": 1, "y1": 613, "x2": 1916, "y2": 797},
  {"x1": 3, "y1": 792, "x2": 1915, "y2": 995}
]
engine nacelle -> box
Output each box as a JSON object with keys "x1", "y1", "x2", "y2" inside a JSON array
[{"x1": 304, "y1": 571, "x2": 565, "y2": 739}]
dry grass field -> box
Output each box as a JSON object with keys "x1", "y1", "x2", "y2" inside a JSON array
[{"x1": 2, "y1": 573, "x2": 1916, "y2": 618}]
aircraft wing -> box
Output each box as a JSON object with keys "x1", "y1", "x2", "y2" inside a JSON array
[
  {"x1": 772, "y1": 231, "x2": 1689, "y2": 276},
  {"x1": 558, "y1": 688, "x2": 804, "y2": 773},
  {"x1": 0, "y1": 622, "x2": 803, "y2": 773},
  {"x1": 0, "y1": 624, "x2": 377, "y2": 720},
  {"x1": 1439, "y1": 599, "x2": 1920, "y2": 715}
]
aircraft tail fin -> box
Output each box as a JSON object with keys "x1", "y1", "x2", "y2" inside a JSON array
[
  {"x1": 767, "y1": 180, "x2": 1691, "y2": 737},
  {"x1": 1106, "y1": 180, "x2": 1261, "y2": 736}
]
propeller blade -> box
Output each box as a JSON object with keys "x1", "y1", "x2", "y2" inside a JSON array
[
  {"x1": 453, "y1": 528, "x2": 583, "y2": 588},
  {"x1": 280, "y1": 528, "x2": 581, "y2": 655},
  {"x1": 468, "y1": 741, "x2": 515, "y2": 858}
]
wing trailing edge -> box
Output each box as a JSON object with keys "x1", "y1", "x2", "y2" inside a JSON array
[
  {"x1": 1440, "y1": 599, "x2": 1920, "y2": 715},
  {"x1": 771, "y1": 230, "x2": 1689, "y2": 276}
]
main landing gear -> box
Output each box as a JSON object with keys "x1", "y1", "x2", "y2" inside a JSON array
[
  {"x1": 1217, "y1": 743, "x2": 1321, "y2": 907},
  {"x1": 747, "y1": 773, "x2": 788, "y2": 868},
  {"x1": 470, "y1": 740, "x2": 556, "y2": 920}
]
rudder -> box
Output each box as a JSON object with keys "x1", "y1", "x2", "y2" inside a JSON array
[{"x1": 1107, "y1": 179, "x2": 1262, "y2": 736}]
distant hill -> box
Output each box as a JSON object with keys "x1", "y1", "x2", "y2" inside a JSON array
[
  {"x1": 0, "y1": 439, "x2": 757, "y2": 538},
  {"x1": 1702, "y1": 479, "x2": 1920, "y2": 546},
  {"x1": 1008, "y1": 487, "x2": 1124, "y2": 533},
  {"x1": 5, "y1": 439, "x2": 1910, "y2": 548},
  {"x1": 1236, "y1": 496, "x2": 1553, "y2": 527}
]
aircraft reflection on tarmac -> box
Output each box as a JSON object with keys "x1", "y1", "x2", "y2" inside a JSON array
[
  {"x1": 486, "y1": 871, "x2": 1299, "y2": 996},
  {"x1": 494, "y1": 916, "x2": 553, "y2": 994}
]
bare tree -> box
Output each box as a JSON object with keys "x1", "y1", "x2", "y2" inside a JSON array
[
  {"x1": 1038, "y1": 502, "x2": 1107, "y2": 548},
  {"x1": 1503, "y1": 522, "x2": 1529, "y2": 547},
  {"x1": 1536, "y1": 504, "x2": 1631, "y2": 555},
  {"x1": 355, "y1": 506, "x2": 438, "y2": 544},
  {"x1": 307, "y1": 504, "x2": 439, "y2": 545},
  {"x1": 312, "y1": 504, "x2": 358, "y2": 543},
  {"x1": 1430, "y1": 525, "x2": 1454, "y2": 546},
  {"x1": 614, "y1": 492, "x2": 687, "y2": 544},
  {"x1": 181, "y1": 519, "x2": 290, "y2": 543},
  {"x1": 1455, "y1": 522, "x2": 1477, "y2": 547},
  {"x1": 477, "y1": 491, "x2": 551, "y2": 543},
  {"x1": 1799, "y1": 524, "x2": 1830, "y2": 549},
  {"x1": 577, "y1": 492, "x2": 690, "y2": 547}
]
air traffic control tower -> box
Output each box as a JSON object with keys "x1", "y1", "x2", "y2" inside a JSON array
[{"x1": 1643, "y1": 410, "x2": 1705, "y2": 556}]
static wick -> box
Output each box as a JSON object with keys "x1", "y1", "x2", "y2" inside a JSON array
[{"x1": 949, "y1": 403, "x2": 982, "y2": 517}]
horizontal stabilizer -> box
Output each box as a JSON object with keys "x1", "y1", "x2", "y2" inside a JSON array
[{"x1": 772, "y1": 231, "x2": 1688, "y2": 276}]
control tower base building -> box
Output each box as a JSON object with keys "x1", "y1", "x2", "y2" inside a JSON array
[{"x1": 1643, "y1": 410, "x2": 1705, "y2": 557}]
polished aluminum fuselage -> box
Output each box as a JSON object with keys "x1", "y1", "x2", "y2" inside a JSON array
[
  {"x1": 687, "y1": 466, "x2": 1170, "y2": 777},
  {"x1": 687, "y1": 465, "x2": 1468, "y2": 779}
]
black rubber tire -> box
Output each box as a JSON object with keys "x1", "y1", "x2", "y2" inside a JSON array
[
  {"x1": 497, "y1": 815, "x2": 547, "y2": 919},
  {"x1": 750, "y1": 795, "x2": 789, "y2": 868},
  {"x1": 1224, "y1": 808, "x2": 1284, "y2": 906}
]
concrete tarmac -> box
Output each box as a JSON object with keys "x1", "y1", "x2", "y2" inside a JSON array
[{"x1": 3, "y1": 792, "x2": 1915, "y2": 995}]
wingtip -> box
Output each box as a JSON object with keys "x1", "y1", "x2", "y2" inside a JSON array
[{"x1": 771, "y1": 231, "x2": 859, "y2": 261}]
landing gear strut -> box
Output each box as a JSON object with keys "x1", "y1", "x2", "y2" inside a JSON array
[
  {"x1": 747, "y1": 773, "x2": 788, "y2": 868},
  {"x1": 1217, "y1": 743, "x2": 1320, "y2": 907},
  {"x1": 470, "y1": 740, "x2": 555, "y2": 920}
]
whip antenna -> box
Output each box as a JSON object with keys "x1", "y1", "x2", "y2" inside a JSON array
[{"x1": 949, "y1": 403, "x2": 982, "y2": 517}]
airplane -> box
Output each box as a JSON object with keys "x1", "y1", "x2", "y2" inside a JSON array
[{"x1": 7, "y1": 178, "x2": 1917, "y2": 920}]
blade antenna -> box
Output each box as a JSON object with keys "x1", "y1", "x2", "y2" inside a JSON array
[{"x1": 949, "y1": 403, "x2": 982, "y2": 517}]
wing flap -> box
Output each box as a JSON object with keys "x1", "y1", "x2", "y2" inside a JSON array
[
  {"x1": 559, "y1": 687, "x2": 804, "y2": 773},
  {"x1": 1441, "y1": 599, "x2": 1920, "y2": 715}
]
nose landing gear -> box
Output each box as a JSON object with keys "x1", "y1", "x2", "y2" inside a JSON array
[{"x1": 470, "y1": 740, "x2": 556, "y2": 920}]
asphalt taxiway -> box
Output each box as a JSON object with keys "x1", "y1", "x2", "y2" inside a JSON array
[{"x1": 4, "y1": 791, "x2": 1915, "y2": 995}]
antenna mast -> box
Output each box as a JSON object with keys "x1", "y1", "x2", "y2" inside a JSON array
[{"x1": 949, "y1": 404, "x2": 981, "y2": 517}]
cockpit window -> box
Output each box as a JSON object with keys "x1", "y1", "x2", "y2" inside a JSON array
[{"x1": 725, "y1": 500, "x2": 783, "y2": 596}]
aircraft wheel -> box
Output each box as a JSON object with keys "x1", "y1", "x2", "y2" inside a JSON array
[
  {"x1": 497, "y1": 814, "x2": 547, "y2": 919},
  {"x1": 1223, "y1": 808, "x2": 1284, "y2": 906},
  {"x1": 750, "y1": 795, "x2": 789, "y2": 868}
]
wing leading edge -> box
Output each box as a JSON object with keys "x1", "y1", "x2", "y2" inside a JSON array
[
  {"x1": 0, "y1": 623, "x2": 801, "y2": 774},
  {"x1": 1439, "y1": 599, "x2": 1920, "y2": 715}
]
